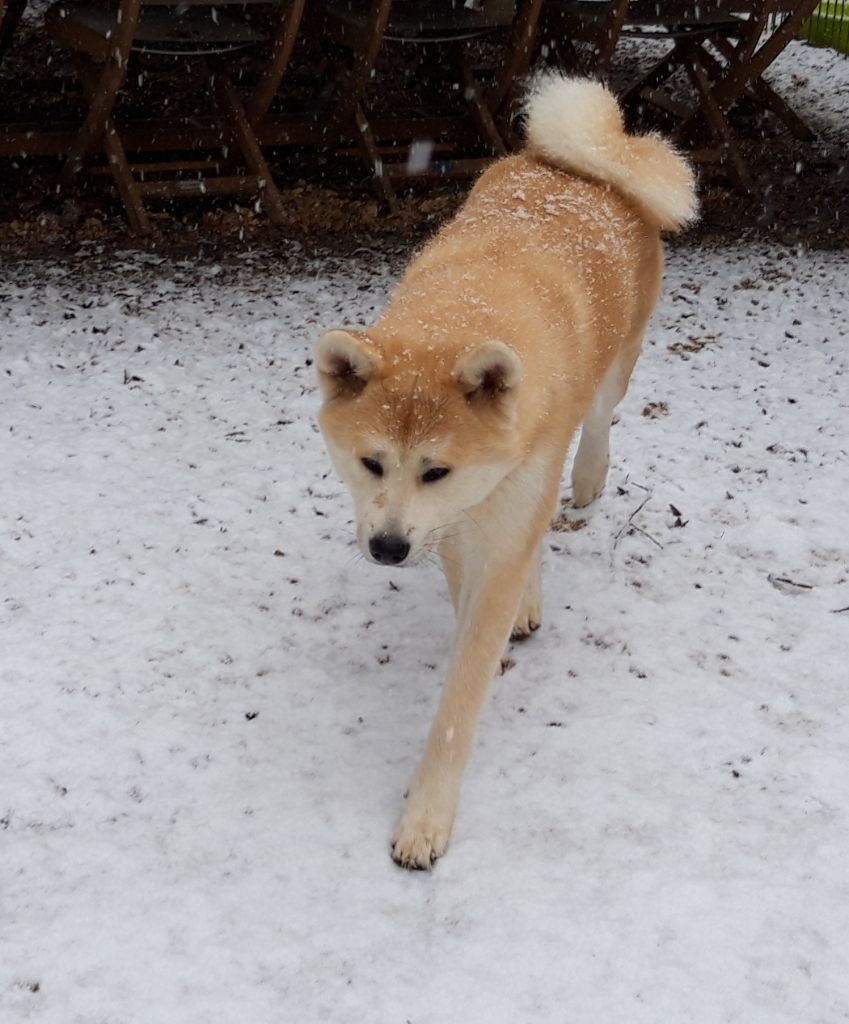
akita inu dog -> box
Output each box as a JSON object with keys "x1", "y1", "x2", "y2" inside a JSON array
[{"x1": 315, "y1": 76, "x2": 697, "y2": 869}]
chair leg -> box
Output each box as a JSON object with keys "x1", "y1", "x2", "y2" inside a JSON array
[
  {"x1": 486, "y1": 0, "x2": 544, "y2": 111},
  {"x1": 214, "y1": 74, "x2": 288, "y2": 226},
  {"x1": 244, "y1": 0, "x2": 306, "y2": 123},
  {"x1": 709, "y1": 34, "x2": 815, "y2": 142},
  {"x1": 594, "y1": 0, "x2": 629, "y2": 74},
  {"x1": 102, "y1": 119, "x2": 152, "y2": 235},
  {"x1": 62, "y1": 56, "x2": 108, "y2": 183},
  {"x1": 60, "y1": 1, "x2": 141, "y2": 182},
  {"x1": 76, "y1": 57, "x2": 151, "y2": 234},
  {"x1": 353, "y1": 101, "x2": 398, "y2": 214},
  {"x1": 324, "y1": 0, "x2": 393, "y2": 144},
  {"x1": 684, "y1": 57, "x2": 750, "y2": 191},
  {"x1": 462, "y1": 61, "x2": 507, "y2": 157},
  {"x1": 709, "y1": 0, "x2": 820, "y2": 114},
  {"x1": 747, "y1": 76, "x2": 816, "y2": 142},
  {"x1": 621, "y1": 48, "x2": 680, "y2": 118}
]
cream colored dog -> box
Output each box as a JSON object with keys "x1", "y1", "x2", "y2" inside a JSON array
[{"x1": 315, "y1": 76, "x2": 697, "y2": 869}]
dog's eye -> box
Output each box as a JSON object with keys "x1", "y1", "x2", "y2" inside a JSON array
[
  {"x1": 361, "y1": 457, "x2": 383, "y2": 478},
  {"x1": 421, "y1": 467, "x2": 451, "y2": 484}
]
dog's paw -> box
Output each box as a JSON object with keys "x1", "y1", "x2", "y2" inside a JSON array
[
  {"x1": 510, "y1": 614, "x2": 540, "y2": 642},
  {"x1": 498, "y1": 655, "x2": 516, "y2": 675},
  {"x1": 391, "y1": 815, "x2": 451, "y2": 870},
  {"x1": 511, "y1": 578, "x2": 542, "y2": 641},
  {"x1": 571, "y1": 462, "x2": 609, "y2": 509}
]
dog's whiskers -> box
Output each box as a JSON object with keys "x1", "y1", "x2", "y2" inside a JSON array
[
  {"x1": 461, "y1": 509, "x2": 485, "y2": 537},
  {"x1": 424, "y1": 520, "x2": 466, "y2": 546}
]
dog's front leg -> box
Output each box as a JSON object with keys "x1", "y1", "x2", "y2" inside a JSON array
[{"x1": 391, "y1": 550, "x2": 533, "y2": 870}]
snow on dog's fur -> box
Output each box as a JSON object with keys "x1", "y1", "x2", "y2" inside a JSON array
[{"x1": 316, "y1": 76, "x2": 697, "y2": 870}]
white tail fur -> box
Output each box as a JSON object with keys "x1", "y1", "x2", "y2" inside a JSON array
[{"x1": 524, "y1": 75, "x2": 698, "y2": 232}]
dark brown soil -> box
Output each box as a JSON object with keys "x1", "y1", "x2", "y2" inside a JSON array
[{"x1": 1, "y1": 15, "x2": 847, "y2": 259}]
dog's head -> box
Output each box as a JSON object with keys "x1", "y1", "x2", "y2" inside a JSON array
[{"x1": 315, "y1": 329, "x2": 523, "y2": 566}]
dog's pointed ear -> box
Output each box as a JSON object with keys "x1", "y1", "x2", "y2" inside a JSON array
[
  {"x1": 453, "y1": 341, "x2": 522, "y2": 414},
  {"x1": 315, "y1": 330, "x2": 382, "y2": 400}
]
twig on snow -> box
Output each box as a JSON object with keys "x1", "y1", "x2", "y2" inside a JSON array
[
  {"x1": 768, "y1": 573, "x2": 814, "y2": 593},
  {"x1": 613, "y1": 493, "x2": 663, "y2": 551}
]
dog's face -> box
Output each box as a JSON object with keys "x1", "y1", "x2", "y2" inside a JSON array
[{"x1": 315, "y1": 330, "x2": 523, "y2": 566}]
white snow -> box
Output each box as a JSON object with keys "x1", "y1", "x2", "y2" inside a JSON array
[{"x1": 3, "y1": 38, "x2": 849, "y2": 1024}]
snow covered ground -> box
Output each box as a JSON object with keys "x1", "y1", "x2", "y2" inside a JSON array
[
  {"x1": 2, "y1": 234, "x2": 847, "y2": 1024},
  {"x1": 3, "y1": 35, "x2": 849, "y2": 1021}
]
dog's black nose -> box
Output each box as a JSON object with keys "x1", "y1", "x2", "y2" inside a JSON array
[{"x1": 369, "y1": 533, "x2": 410, "y2": 565}]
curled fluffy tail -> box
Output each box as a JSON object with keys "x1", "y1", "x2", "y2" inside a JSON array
[{"x1": 524, "y1": 74, "x2": 698, "y2": 232}]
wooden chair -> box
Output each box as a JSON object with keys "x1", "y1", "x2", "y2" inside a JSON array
[
  {"x1": 45, "y1": 0, "x2": 305, "y2": 234},
  {"x1": 676, "y1": 2, "x2": 821, "y2": 145},
  {"x1": 618, "y1": 1, "x2": 820, "y2": 187},
  {"x1": 312, "y1": 0, "x2": 544, "y2": 212}
]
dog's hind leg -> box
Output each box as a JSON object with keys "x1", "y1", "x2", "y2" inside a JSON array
[
  {"x1": 512, "y1": 473, "x2": 565, "y2": 641},
  {"x1": 571, "y1": 342, "x2": 641, "y2": 508}
]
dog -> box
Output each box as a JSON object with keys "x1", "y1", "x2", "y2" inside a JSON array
[{"x1": 315, "y1": 76, "x2": 697, "y2": 869}]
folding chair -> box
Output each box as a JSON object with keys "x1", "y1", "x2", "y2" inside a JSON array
[
  {"x1": 618, "y1": 1, "x2": 819, "y2": 187},
  {"x1": 45, "y1": 0, "x2": 305, "y2": 234},
  {"x1": 312, "y1": 0, "x2": 544, "y2": 212},
  {"x1": 677, "y1": 1, "x2": 821, "y2": 145}
]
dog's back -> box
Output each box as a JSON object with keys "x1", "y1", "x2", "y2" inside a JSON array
[{"x1": 376, "y1": 77, "x2": 697, "y2": 443}]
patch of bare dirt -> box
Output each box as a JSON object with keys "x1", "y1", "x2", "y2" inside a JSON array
[{"x1": 1, "y1": 19, "x2": 847, "y2": 258}]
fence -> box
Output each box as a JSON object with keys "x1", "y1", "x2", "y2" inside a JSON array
[{"x1": 802, "y1": 2, "x2": 849, "y2": 54}]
